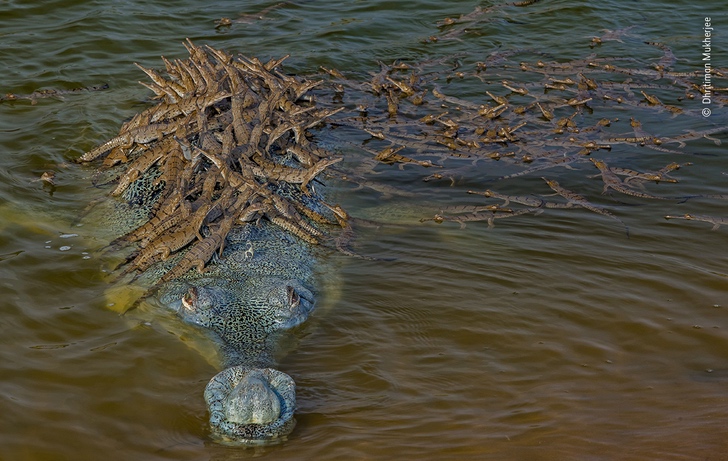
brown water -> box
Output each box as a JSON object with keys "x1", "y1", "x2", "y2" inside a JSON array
[{"x1": 1, "y1": 1, "x2": 727, "y2": 460}]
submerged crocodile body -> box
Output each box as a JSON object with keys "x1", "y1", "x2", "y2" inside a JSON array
[
  {"x1": 83, "y1": 41, "x2": 346, "y2": 444},
  {"x1": 156, "y1": 215, "x2": 322, "y2": 443}
]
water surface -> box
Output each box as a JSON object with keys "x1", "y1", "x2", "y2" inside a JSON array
[{"x1": 1, "y1": 1, "x2": 727, "y2": 460}]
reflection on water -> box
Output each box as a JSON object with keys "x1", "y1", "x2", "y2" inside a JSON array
[{"x1": 1, "y1": 1, "x2": 727, "y2": 459}]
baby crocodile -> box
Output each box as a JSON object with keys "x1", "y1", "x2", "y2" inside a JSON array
[
  {"x1": 589, "y1": 158, "x2": 669, "y2": 200},
  {"x1": 664, "y1": 214, "x2": 728, "y2": 230},
  {"x1": 420, "y1": 207, "x2": 534, "y2": 228},
  {"x1": 1, "y1": 83, "x2": 108, "y2": 103},
  {"x1": 468, "y1": 189, "x2": 574, "y2": 209},
  {"x1": 542, "y1": 177, "x2": 629, "y2": 236}
]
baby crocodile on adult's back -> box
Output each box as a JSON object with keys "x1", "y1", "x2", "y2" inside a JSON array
[{"x1": 80, "y1": 41, "x2": 350, "y2": 445}]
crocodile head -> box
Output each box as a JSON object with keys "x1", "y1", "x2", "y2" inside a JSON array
[{"x1": 158, "y1": 275, "x2": 314, "y2": 443}]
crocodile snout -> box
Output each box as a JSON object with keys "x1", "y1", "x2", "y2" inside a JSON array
[{"x1": 204, "y1": 366, "x2": 296, "y2": 445}]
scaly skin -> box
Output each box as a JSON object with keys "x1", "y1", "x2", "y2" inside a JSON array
[
  {"x1": 111, "y1": 146, "x2": 332, "y2": 446},
  {"x1": 85, "y1": 43, "x2": 344, "y2": 446},
  {"x1": 204, "y1": 367, "x2": 295, "y2": 444},
  {"x1": 152, "y1": 219, "x2": 322, "y2": 444}
]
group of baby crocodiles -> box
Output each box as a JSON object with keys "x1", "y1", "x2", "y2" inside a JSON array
[
  {"x1": 75, "y1": 5, "x2": 727, "y2": 446},
  {"x1": 79, "y1": 39, "x2": 354, "y2": 444},
  {"x1": 310, "y1": 20, "x2": 728, "y2": 235}
]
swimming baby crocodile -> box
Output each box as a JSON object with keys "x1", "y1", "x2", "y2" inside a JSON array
[
  {"x1": 82, "y1": 41, "x2": 350, "y2": 445},
  {"x1": 664, "y1": 213, "x2": 728, "y2": 231}
]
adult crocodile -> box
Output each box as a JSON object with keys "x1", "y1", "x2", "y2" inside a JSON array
[
  {"x1": 81, "y1": 40, "x2": 349, "y2": 445},
  {"x1": 154, "y1": 209, "x2": 324, "y2": 444}
]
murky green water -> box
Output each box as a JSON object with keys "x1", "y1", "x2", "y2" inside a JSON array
[{"x1": 1, "y1": 1, "x2": 727, "y2": 460}]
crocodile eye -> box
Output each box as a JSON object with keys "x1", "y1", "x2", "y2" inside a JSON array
[
  {"x1": 182, "y1": 287, "x2": 198, "y2": 311},
  {"x1": 286, "y1": 285, "x2": 300, "y2": 309}
]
